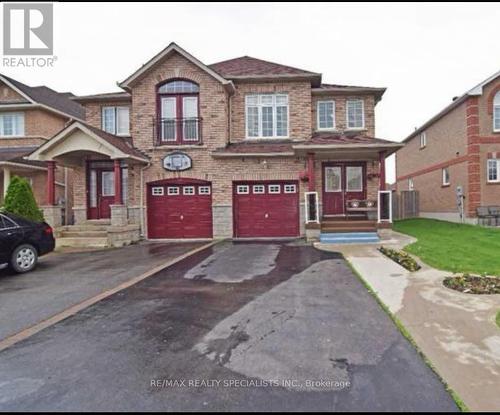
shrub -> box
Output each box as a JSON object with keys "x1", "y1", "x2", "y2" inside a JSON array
[
  {"x1": 379, "y1": 246, "x2": 421, "y2": 272},
  {"x1": 3, "y1": 176, "x2": 44, "y2": 222},
  {"x1": 443, "y1": 274, "x2": 500, "y2": 295}
]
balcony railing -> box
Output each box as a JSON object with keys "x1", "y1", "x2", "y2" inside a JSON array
[{"x1": 155, "y1": 117, "x2": 202, "y2": 145}]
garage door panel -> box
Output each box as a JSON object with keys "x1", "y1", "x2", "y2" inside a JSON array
[
  {"x1": 233, "y1": 181, "x2": 299, "y2": 238},
  {"x1": 147, "y1": 182, "x2": 213, "y2": 239}
]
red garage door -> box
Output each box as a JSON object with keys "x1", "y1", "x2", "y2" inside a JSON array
[
  {"x1": 233, "y1": 181, "x2": 299, "y2": 238},
  {"x1": 147, "y1": 179, "x2": 212, "y2": 239}
]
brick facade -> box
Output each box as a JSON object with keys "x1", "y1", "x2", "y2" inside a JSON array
[
  {"x1": 396, "y1": 74, "x2": 500, "y2": 221},
  {"x1": 68, "y1": 47, "x2": 387, "y2": 237},
  {"x1": 0, "y1": 80, "x2": 75, "y2": 221}
]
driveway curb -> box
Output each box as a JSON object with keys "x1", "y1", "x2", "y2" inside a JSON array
[{"x1": 0, "y1": 240, "x2": 219, "y2": 353}]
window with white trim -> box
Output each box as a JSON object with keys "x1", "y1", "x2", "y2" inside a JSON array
[
  {"x1": 198, "y1": 186, "x2": 211, "y2": 195},
  {"x1": 487, "y1": 159, "x2": 500, "y2": 183},
  {"x1": 245, "y1": 94, "x2": 288, "y2": 138},
  {"x1": 442, "y1": 167, "x2": 450, "y2": 186},
  {"x1": 420, "y1": 132, "x2": 427, "y2": 149},
  {"x1": 346, "y1": 166, "x2": 363, "y2": 192},
  {"x1": 284, "y1": 184, "x2": 297, "y2": 193},
  {"x1": 152, "y1": 187, "x2": 164, "y2": 196},
  {"x1": 237, "y1": 185, "x2": 249, "y2": 194},
  {"x1": 183, "y1": 186, "x2": 195, "y2": 195},
  {"x1": 268, "y1": 184, "x2": 281, "y2": 194},
  {"x1": 317, "y1": 101, "x2": 335, "y2": 130},
  {"x1": 167, "y1": 186, "x2": 180, "y2": 195},
  {"x1": 102, "y1": 106, "x2": 130, "y2": 136},
  {"x1": 0, "y1": 112, "x2": 24, "y2": 137},
  {"x1": 253, "y1": 185, "x2": 265, "y2": 194},
  {"x1": 494, "y1": 92, "x2": 500, "y2": 132},
  {"x1": 346, "y1": 99, "x2": 364, "y2": 129},
  {"x1": 408, "y1": 178, "x2": 415, "y2": 191}
]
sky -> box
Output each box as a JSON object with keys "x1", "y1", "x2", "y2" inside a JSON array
[{"x1": 2, "y1": 2, "x2": 500, "y2": 182}]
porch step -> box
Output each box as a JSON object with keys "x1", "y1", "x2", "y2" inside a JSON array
[
  {"x1": 59, "y1": 225, "x2": 110, "y2": 232},
  {"x1": 321, "y1": 220, "x2": 377, "y2": 233},
  {"x1": 320, "y1": 232, "x2": 380, "y2": 244},
  {"x1": 59, "y1": 230, "x2": 108, "y2": 238},
  {"x1": 56, "y1": 236, "x2": 109, "y2": 249}
]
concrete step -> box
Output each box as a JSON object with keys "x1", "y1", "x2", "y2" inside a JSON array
[
  {"x1": 59, "y1": 225, "x2": 110, "y2": 232},
  {"x1": 85, "y1": 219, "x2": 111, "y2": 225},
  {"x1": 56, "y1": 236, "x2": 109, "y2": 249},
  {"x1": 320, "y1": 232, "x2": 380, "y2": 244},
  {"x1": 59, "y1": 230, "x2": 108, "y2": 238},
  {"x1": 321, "y1": 226, "x2": 377, "y2": 233}
]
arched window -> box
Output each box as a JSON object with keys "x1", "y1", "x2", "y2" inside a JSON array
[
  {"x1": 157, "y1": 80, "x2": 200, "y2": 144},
  {"x1": 494, "y1": 91, "x2": 500, "y2": 132}
]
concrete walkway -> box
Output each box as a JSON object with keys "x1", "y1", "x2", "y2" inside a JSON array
[{"x1": 316, "y1": 232, "x2": 500, "y2": 411}]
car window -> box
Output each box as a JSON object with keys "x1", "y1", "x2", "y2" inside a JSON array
[{"x1": 0, "y1": 214, "x2": 17, "y2": 229}]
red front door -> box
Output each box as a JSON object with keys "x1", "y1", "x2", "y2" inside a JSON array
[
  {"x1": 322, "y1": 163, "x2": 366, "y2": 216},
  {"x1": 88, "y1": 169, "x2": 115, "y2": 220}
]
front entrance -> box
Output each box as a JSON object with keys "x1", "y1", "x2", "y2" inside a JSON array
[
  {"x1": 322, "y1": 162, "x2": 366, "y2": 216},
  {"x1": 88, "y1": 168, "x2": 115, "y2": 219}
]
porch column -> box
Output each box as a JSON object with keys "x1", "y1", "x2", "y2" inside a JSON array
[
  {"x1": 379, "y1": 151, "x2": 386, "y2": 191},
  {"x1": 47, "y1": 160, "x2": 56, "y2": 206},
  {"x1": 114, "y1": 159, "x2": 122, "y2": 205},
  {"x1": 307, "y1": 152, "x2": 315, "y2": 191},
  {"x1": 3, "y1": 166, "x2": 10, "y2": 197}
]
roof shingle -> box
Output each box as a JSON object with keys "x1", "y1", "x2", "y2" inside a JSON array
[{"x1": 209, "y1": 56, "x2": 319, "y2": 78}]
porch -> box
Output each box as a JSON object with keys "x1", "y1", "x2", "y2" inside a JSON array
[
  {"x1": 26, "y1": 122, "x2": 150, "y2": 248},
  {"x1": 293, "y1": 133, "x2": 402, "y2": 243}
]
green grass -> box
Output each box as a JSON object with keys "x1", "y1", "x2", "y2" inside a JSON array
[
  {"x1": 496, "y1": 311, "x2": 500, "y2": 329},
  {"x1": 393, "y1": 218, "x2": 500, "y2": 276}
]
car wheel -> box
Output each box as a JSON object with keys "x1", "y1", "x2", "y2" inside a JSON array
[{"x1": 10, "y1": 244, "x2": 38, "y2": 273}]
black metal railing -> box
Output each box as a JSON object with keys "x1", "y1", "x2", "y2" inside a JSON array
[{"x1": 155, "y1": 117, "x2": 202, "y2": 145}]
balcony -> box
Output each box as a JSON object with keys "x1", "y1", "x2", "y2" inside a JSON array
[{"x1": 155, "y1": 117, "x2": 202, "y2": 146}]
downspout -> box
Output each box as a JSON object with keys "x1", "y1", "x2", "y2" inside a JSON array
[{"x1": 64, "y1": 167, "x2": 68, "y2": 224}]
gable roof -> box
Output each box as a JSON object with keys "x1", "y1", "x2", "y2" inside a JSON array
[
  {"x1": 0, "y1": 74, "x2": 85, "y2": 120},
  {"x1": 27, "y1": 121, "x2": 149, "y2": 163},
  {"x1": 403, "y1": 68, "x2": 500, "y2": 143},
  {"x1": 119, "y1": 42, "x2": 234, "y2": 92}
]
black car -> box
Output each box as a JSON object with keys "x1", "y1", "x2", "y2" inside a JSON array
[{"x1": 0, "y1": 212, "x2": 55, "y2": 273}]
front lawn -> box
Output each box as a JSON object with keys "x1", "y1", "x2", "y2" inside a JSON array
[{"x1": 393, "y1": 218, "x2": 500, "y2": 276}]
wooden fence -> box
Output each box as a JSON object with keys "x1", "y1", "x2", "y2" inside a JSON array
[{"x1": 392, "y1": 190, "x2": 419, "y2": 220}]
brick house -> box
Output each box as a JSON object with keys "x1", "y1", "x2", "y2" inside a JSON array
[
  {"x1": 395, "y1": 70, "x2": 500, "y2": 223},
  {"x1": 0, "y1": 74, "x2": 85, "y2": 223},
  {"x1": 28, "y1": 43, "x2": 401, "y2": 246}
]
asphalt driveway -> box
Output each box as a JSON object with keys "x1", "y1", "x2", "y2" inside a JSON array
[
  {"x1": 0, "y1": 241, "x2": 458, "y2": 411},
  {"x1": 0, "y1": 241, "x2": 206, "y2": 341}
]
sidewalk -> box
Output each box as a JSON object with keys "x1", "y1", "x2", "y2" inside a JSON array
[{"x1": 316, "y1": 232, "x2": 500, "y2": 412}]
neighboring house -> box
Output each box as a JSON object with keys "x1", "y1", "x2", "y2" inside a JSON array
[
  {"x1": 395, "y1": 70, "x2": 500, "y2": 223},
  {"x1": 28, "y1": 42, "x2": 402, "y2": 246},
  {"x1": 0, "y1": 74, "x2": 85, "y2": 223}
]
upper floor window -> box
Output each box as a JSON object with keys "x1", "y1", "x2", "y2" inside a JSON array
[
  {"x1": 346, "y1": 99, "x2": 364, "y2": 129},
  {"x1": 317, "y1": 101, "x2": 335, "y2": 130},
  {"x1": 420, "y1": 132, "x2": 427, "y2": 148},
  {"x1": 494, "y1": 91, "x2": 500, "y2": 132},
  {"x1": 0, "y1": 112, "x2": 24, "y2": 137},
  {"x1": 102, "y1": 106, "x2": 130, "y2": 136},
  {"x1": 487, "y1": 159, "x2": 499, "y2": 183},
  {"x1": 246, "y1": 94, "x2": 288, "y2": 139},
  {"x1": 158, "y1": 80, "x2": 200, "y2": 144}
]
